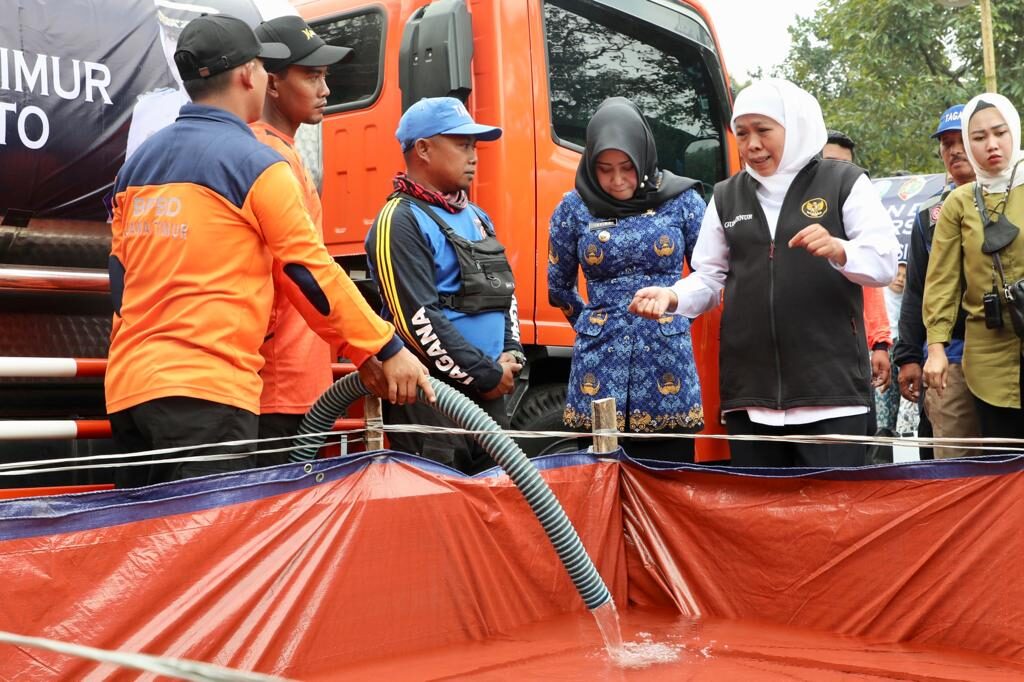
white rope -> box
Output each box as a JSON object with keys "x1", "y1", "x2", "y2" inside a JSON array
[
  {"x1": 0, "y1": 424, "x2": 1021, "y2": 478},
  {"x1": 0, "y1": 428, "x2": 355, "y2": 472},
  {"x1": 359, "y1": 423, "x2": 1024, "y2": 453},
  {"x1": 0, "y1": 630, "x2": 288, "y2": 681},
  {"x1": 0, "y1": 433, "x2": 356, "y2": 477}
]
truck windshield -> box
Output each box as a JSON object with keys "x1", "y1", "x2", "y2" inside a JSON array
[{"x1": 544, "y1": 0, "x2": 725, "y2": 190}]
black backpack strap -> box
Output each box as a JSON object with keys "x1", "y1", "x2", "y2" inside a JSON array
[
  {"x1": 974, "y1": 182, "x2": 990, "y2": 225},
  {"x1": 390, "y1": 191, "x2": 470, "y2": 246},
  {"x1": 468, "y1": 205, "x2": 495, "y2": 236}
]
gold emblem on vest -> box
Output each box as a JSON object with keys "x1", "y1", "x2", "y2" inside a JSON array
[
  {"x1": 588, "y1": 310, "x2": 608, "y2": 326},
  {"x1": 580, "y1": 372, "x2": 601, "y2": 396},
  {"x1": 584, "y1": 244, "x2": 605, "y2": 265},
  {"x1": 653, "y1": 235, "x2": 676, "y2": 257},
  {"x1": 801, "y1": 198, "x2": 828, "y2": 219},
  {"x1": 657, "y1": 372, "x2": 681, "y2": 395}
]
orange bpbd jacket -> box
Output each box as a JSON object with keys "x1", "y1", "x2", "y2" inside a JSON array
[
  {"x1": 251, "y1": 122, "x2": 339, "y2": 414},
  {"x1": 106, "y1": 105, "x2": 401, "y2": 415}
]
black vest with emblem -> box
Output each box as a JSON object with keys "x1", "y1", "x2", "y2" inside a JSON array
[
  {"x1": 714, "y1": 158, "x2": 871, "y2": 410},
  {"x1": 395, "y1": 192, "x2": 515, "y2": 313}
]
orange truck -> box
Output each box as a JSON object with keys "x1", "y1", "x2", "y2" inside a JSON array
[
  {"x1": 293, "y1": 0, "x2": 738, "y2": 458},
  {"x1": 0, "y1": 0, "x2": 736, "y2": 484}
]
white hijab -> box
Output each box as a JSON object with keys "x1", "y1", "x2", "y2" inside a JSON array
[
  {"x1": 962, "y1": 93, "x2": 1024, "y2": 194},
  {"x1": 731, "y1": 79, "x2": 828, "y2": 199}
]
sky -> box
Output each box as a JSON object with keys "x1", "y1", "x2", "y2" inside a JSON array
[{"x1": 700, "y1": 0, "x2": 822, "y2": 81}]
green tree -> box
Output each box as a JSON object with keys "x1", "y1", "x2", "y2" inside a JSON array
[{"x1": 776, "y1": 0, "x2": 1024, "y2": 177}]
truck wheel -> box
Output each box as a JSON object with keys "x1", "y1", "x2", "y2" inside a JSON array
[{"x1": 510, "y1": 384, "x2": 582, "y2": 457}]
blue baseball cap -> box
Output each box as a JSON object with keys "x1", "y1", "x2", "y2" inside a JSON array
[
  {"x1": 396, "y1": 97, "x2": 502, "y2": 151},
  {"x1": 931, "y1": 104, "x2": 965, "y2": 139}
]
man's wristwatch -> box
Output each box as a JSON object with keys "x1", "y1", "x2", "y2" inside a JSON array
[{"x1": 506, "y1": 349, "x2": 527, "y2": 366}]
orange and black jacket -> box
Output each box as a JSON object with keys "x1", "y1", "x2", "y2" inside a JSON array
[{"x1": 106, "y1": 104, "x2": 402, "y2": 415}]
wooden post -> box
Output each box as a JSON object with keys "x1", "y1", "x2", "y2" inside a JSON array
[
  {"x1": 364, "y1": 395, "x2": 384, "y2": 451},
  {"x1": 590, "y1": 397, "x2": 619, "y2": 454},
  {"x1": 979, "y1": 0, "x2": 997, "y2": 93}
]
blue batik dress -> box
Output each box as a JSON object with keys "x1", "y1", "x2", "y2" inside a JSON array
[{"x1": 547, "y1": 189, "x2": 706, "y2": 432}]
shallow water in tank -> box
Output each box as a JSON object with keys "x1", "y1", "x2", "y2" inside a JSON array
[{"x1": 311, "y1": 607, "x2": 1024, "y2": 680}]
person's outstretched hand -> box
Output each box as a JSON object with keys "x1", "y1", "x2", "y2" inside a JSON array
[
  {"x1": 629, "y1": 287, "x2": 678, "y2": 319},
  {"x1": 789, "y1": 224, "x2": 847, "y2": 265}
]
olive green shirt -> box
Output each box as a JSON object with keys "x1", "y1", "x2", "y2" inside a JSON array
[{"x1": 924, "y1": 182, "x2": 1024, "y2": 408}]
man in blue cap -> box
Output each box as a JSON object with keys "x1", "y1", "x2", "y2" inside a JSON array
[
  {"x1": 894, "y1": 104, "x2": 980, "y2": 458},
  {"x1": 365, "y1": 97, "x2": 525, "y2": 473}
]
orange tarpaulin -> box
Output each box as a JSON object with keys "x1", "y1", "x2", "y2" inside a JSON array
[{"x1": 0, "y1": 452, "x2": 1021, "y2": 678}]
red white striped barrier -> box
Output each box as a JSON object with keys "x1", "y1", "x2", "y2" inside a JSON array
[
  {"x1": 0, "y1": 357, "x2": 106, "y2": 378},
  {"x1": 0, "y1": 420, "x2": 111, "y2": 440},
  {"x1": 0, "y1": 419, "x2": 365, "y2": 441},
  {"x1": 0, "y1": 359, "x2": 364, "y2": 441},
  {"x1": 0, "y1": 358, "x2": 357, "y2": 379}
]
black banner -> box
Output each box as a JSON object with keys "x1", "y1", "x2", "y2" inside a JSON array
[
  {"x1": 0, "y1": 0, "x2": 177, "y2": 220},
  {"x1": 0, "y1": 0, "x2": 288, "y2": 222}
]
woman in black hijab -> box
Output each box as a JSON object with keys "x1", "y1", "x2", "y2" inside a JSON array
[{"x1": 547, "y1": 97, "x2": 708, "y2": 463}]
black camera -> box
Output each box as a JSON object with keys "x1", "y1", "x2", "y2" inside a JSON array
[{"x1": 983, "y1": 288, "x2": 1003, "y2": 329}]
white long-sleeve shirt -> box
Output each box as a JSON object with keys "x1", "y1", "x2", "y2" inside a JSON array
[{"x1": 672, "y1": 174, "x2": 899, "y2": 426}]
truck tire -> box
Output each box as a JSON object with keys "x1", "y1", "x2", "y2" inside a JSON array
[{"x1": 510, "y1": 384, "x2": 582, "y2": 457}]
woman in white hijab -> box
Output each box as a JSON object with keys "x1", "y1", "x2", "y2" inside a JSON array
[
  {"x1": 923, "y1": 93, "x2": 1024, "y2": 438},
  {"x1": 629, "y1": 79, "x2": 899, "y2": 468}
]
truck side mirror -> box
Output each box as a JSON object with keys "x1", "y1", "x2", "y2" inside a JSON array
[
  {"x1": 682, "y1": 137, "x2": 723, "y2": 197},
  {"x1": 398, "y1": 0, "x2": 474, "y2": 111}
]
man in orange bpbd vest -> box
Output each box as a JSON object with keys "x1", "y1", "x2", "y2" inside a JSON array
[
  {"x1": 249, "y1": 15, "x2": 377, "y2": 455},
  {"x1": 106, "y1": 14, "x2": 433, "y2": 487}
]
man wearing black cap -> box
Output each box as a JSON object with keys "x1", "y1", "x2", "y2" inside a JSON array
[
  {"x1": 106, "y1": 14, "x2": 433, "y2": 486},
  {"x1": 249, "y1": 15, "x2": 367, "y2": 454}
]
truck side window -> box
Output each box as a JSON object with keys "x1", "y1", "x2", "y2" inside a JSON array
[
  {"x1": 543, "y1": 0, "x2": 725, "y2": 189},
  {"x1": 313, "y1": 11, "x2": 386, "y2": 109}
]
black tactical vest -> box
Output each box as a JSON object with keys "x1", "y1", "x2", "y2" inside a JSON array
[
  {"x1": 713, "y1": 159, "x2": 872, "y2": 410},
  {"x1": 396, "y1": 193, "x2": 515, "y2": 314}
]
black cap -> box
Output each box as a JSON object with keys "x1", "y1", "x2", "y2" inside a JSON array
[
  {"x1": 255, "y1": 15, "x2": 353, "y2": 72},
  {"x1": 174, "y1": 14, "x2": 290, "y2": 80}
]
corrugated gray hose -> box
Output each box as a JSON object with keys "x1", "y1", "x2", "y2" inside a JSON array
[{"x1": 291, "y1": 373, "x2": 613, "y2": 611}]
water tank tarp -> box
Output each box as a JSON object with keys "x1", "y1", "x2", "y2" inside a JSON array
[{"x1": 0, "y1": 452, "x2": 1021, "y2": 678}]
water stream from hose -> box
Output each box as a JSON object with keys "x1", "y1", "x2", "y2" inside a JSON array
[{"x1": 591, "y1": 601, "x2": 681, "y2": 668}]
